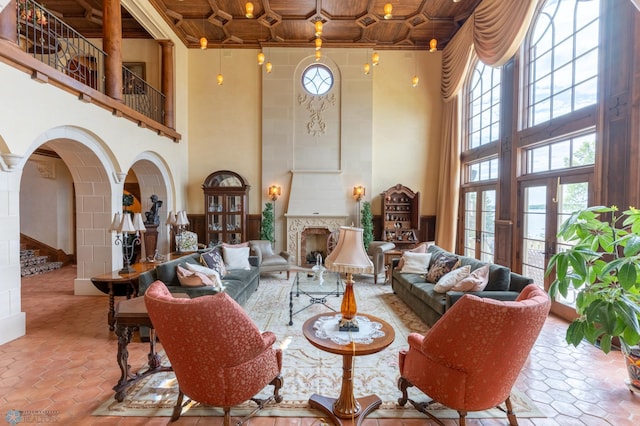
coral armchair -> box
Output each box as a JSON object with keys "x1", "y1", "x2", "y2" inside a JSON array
[
  {"x1": 397, "y1": 284, "x2": 550, "y2": 425},
  {"x1": 144, "y1": 281, "x2": 283, "y2": 424}
]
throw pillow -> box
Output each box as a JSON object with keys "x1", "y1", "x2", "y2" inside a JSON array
[
  {"x1": 399, "y1": 252, "x2": 432, "y2": 274},
  {"x1": 222, "y1": 246, "x2": 251, "y2": 270},
  {"x1": 396, "y1": 243, "x2": 429, "y2": 270},
  {"x1": 185, "y1": 263, "x2": 224, "y2": 291},
  {"x1": 200, "y1": 247, "x2": 227, "y2": 277},
  {"x1": 433, "y1": 265, "x2": 471, "y2": 293},
  {"x1": 222, "y1": 242, "x2": 249, "y2": 248},
  {"x1": 451, "y1": 264, "x2": 490, "y2": 292},
  {"x1": 425, "y1": 254, "x2": 460, "y2": 283},
  {"x1": 176, "y1": 265, "x2": 214, "y2": 287}
]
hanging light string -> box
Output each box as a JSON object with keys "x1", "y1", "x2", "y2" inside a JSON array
[
  {"x1": 217, "y1": 49, "x2": 223, "y2": 85},
  {"x1": 199, "y1": 14, "x2": 207, "y2": 49},
  {"x1": 412, "y1": 51, "x2": 419, "y2": 87},
  {"x1": 363, "y1": 48, "x2": 370, "y2": 75}
]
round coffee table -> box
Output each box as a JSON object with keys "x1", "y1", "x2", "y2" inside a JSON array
[{"x1": 302, "y1": 312, "x2": 395, "y2": 425}]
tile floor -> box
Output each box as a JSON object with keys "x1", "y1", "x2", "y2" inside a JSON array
[{"x1": 0, "y1": 265, "x2": 638, "y2": 425}]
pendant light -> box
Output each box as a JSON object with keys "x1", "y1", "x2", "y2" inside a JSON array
[
  {"x1": 199, "y1": 14, "x2": 207, "y2": 49},
  {"x1": 217, "y1": 49, "x2": 223, "y2": 85},
  {"x1": 412, "y1": 51, "x2": 419, "y2": 87},
  {"x1": 383, "y1": 3, "x2": 393, "y2": 20},
  {"x1": 429, "y1": 20, "x2": 437, "y2": 52},
  {"x1": 315, "y1": 50, "x2": 322, "y2": 61},
  {"x1": 265, "y1": 48, "x2": 272, "y2": 73},
  {"x1": 364, "y1": 49, "x2": 370, "y2": 75},
  {"x1": 315, "y1": 37, "x2": 322, "y2": 50},
  {"x1": 245, "y1": 2, "x2": 254, "y2": 19},
  {"x1": 258, "y1": 51, "x2": 265, "y2": 65},
  {"x1": 315, "y1": 20, "x2": 323, "y2": 37},
  {"x1": 372, "y1": 51, "x2": 380, "y2": 66}
]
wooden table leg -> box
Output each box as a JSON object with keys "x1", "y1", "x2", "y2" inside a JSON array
[
  {"x1": 108, "y1": 282, "x2": 115, "y2": 331},
  {"x1": 308, "y1": 353, "x2": 382, "y2": 425},
  {"x1": 113, "y1": 324, "x2": 133, "y2": 402}
]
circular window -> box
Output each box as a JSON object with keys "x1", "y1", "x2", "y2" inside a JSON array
[{"x1": 302, "y1": 64, "x2": 333, "y2": 95}]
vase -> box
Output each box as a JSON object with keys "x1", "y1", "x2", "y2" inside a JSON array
[{"x1": 622, "y1": 343, "x2": 640, "y2": 393}]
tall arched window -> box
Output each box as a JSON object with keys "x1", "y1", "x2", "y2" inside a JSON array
[
  {"x1": 525, "y1": 0, "x2": 600, "y2": 127},
  {"x1": 459, "y1": 60, "x2": 501, "y2": 261}
]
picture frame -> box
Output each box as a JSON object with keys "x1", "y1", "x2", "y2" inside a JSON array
[{"x1": 123, "y1": 62, "x2": 146, "y2": 94}]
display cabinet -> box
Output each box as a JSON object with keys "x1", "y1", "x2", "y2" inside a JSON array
[
  {"x1": 381, "y1": 184, "x2": 420, "y2": 247},
  {"x1": 202, "y1": 170, "x2": 250, "y2": 246}
]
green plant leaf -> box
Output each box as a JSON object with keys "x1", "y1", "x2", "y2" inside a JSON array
[{"x1": 566, "y1": 321, "x2": 586, "y2": 347}]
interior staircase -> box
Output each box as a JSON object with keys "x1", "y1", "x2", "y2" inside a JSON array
[{"x1": 20, "y1": 245, "x2": 64, "y2": 277}]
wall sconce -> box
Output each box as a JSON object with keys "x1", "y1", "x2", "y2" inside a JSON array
[
  {"x1": 383, "y1": 3, "x2": 393, "y2": 20},
  {"x1": 245, "y1": 2, "x2": 254, "y2": 18},
  {"x1": 109, "y1": 212, "x2": 146, "y2": 274},
  {"x1": 268, "y1": 185, "x2": 281, "y2": 201},
  {"x1": 353, "y1": 186, "x2": 365, "y2": 227}
]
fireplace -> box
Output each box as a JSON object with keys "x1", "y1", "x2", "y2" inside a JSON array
[
  {"x1": 286, "y1": 216, "x2": 348, "y2": 266},
  {"x1": 300, "y1": 227, "x2": 331, "y2": 266}
]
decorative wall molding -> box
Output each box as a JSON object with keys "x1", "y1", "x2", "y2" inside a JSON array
[{"x1": 297, "y1": 93, "x2": 336, "y2": 137}]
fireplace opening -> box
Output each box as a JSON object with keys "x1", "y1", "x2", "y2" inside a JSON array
[{"x1": 300, "y1": 227, "x2": 331, "y2": 267}]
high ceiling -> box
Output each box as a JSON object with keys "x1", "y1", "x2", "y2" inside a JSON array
[{"x1": 43, "y1": 0, "x2": 482, "y2": 50}]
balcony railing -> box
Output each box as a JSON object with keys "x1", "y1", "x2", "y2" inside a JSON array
[{"x1": 16, "y1": 0, "x2": 165, "y2": 124}]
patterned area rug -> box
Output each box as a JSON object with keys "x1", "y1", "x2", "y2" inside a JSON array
[{"x1": 93, "y1": 273, "x2": 544, "y2": 420}]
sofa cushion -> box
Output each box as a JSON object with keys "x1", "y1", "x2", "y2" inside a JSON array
[
  {"x1": 456, "y1": 256, "x2": 511, "y2": 291},
  {"x1": 176, "y1": 265, "x2": 214, "y2": 287},
  {"x1": 185, "y1": 263, "x2": 224, "y2": 290},
  {"x1": 434, "y1": 265, "x2": 471, "y2": 293},
  {"x1": 156, "y1": 254, "x2": 201, "y2": 286},
  {"x1": 399, "y1": 252, "x2": 432, "y2": 274},
  {"x1": 409, "y1": 281, "x2": 447, "y2": 315},
  {"x1": 451, "y1": 264, "x2": 490, "y2": 291},
  {"x1": 397, "y1": 243, "x2": 428, "y2": 270},
  {"x1": 426, "y1": 254, "x2": 459, "y2": 283},
  {"x1": 222, "y1": 246, "x2": 251, "y2": 270},
  {"x1": 201, "y1": 246, "x2": 227, "y2": 277}
]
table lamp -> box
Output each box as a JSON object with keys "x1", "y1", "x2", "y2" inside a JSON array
[{"x1": 325, "y1": 226, "x2": 373, "y2": 331}]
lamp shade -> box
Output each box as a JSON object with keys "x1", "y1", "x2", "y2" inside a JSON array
[
  {"x1": 176, "y1": 211, "x2": 189, "y2": 226},
  {"x1": 119, "y1": 214, "x2": 136, "y2": 234},
  {"x1": 166, "y1": 211, "x2": 176, "y2": 226},
  {"x1": 109, "y1": 212, "x2": 122, "y2": 233},
  {"x1": 132, "y1": 213, "x2": 147, "y2": 232},
  {"x1": 325, "y1": 226, "x2": 373, "y2": 274}
]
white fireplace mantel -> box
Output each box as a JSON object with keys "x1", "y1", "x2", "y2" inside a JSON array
[{"x1": 286, "y1": 215, "x2": 348, "y2": 265}]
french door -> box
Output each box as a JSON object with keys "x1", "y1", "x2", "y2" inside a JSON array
[
  {"x1": 518, "y1": 173, "x2": 593, "y2": 319},
  {"x1": 461, "y1": 188, "x2": 496, "y2": 262}
]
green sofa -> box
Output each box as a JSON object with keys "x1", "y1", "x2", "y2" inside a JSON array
[
  {"x1": 137, "y1": 251, "x2": 260, "y2": 306},
  {"x1": 391, "y1": 244, "x2": 533, "y2": 327}
]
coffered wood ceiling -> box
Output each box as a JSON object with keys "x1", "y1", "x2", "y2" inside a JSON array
[{"x1": 43, "y1": 0, "x2": 482, "y2": 50}]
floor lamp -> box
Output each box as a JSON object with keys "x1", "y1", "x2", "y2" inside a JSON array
[
  {"x1": 268, "y1": 185, "x2": 281, "y2": 245},
  {"x1": 353, "y1": 185, "x2": 365, "y2": 227}
]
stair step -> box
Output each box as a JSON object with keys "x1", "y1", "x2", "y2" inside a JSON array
[{"x1": 21, "y1": 261, "x2": 63, "y2": 277}]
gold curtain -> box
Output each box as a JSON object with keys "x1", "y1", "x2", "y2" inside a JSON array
[
  {"x1": 474, "y1": 0, "x2": 540, "y2": 66},
  {"x1": 435, "y1": 0, "x2": 540, "y2": 251}
]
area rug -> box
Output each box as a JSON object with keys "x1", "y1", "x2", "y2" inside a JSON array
[{"x1": 94, "y1": 273, "x2": 544, "y2": 420}]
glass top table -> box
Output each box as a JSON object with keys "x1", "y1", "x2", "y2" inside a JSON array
[{"x1": 289, "y1": 270, "x2": 343, "y2": 325}]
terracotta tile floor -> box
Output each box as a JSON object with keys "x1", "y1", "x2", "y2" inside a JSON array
[{"x1": 0, "y1": 266, "x2": 638, "y2": 425}]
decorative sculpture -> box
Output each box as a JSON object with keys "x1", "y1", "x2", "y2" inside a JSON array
[{"x1": 144, "y1": 194, "x2": 163, "y2": 225}]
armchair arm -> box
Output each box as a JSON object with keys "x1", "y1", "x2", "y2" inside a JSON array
[
  {"x1": 407, "y1": 332, "x2": 425, "y2": 350},
  {"x1": 279, "y1": 251, "x2": 291, "y2": 261},
  {"x1": 250, "y1": 246, "x2": 263, "y2": 264},
  {"x1": 368, "y1": 241, "x2": 396, "y2": 255},
  {"x1": 261, "y1": 330, "x2": 277, "y2": 347}
]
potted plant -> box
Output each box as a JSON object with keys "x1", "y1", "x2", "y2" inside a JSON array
[
  {"x1": 361, "y1": 201, "x2": 373, "y2": 251},
  {"x1": 545, "y1": 205, "x2": 640, "y2": 391},
  {"x1": 260, "y1": 202, "x2": 275, "y2": 245}
]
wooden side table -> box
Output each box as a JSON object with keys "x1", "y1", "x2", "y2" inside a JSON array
[
  {"x1": 302, "y1": 313, "x2": 395, "y2": 425},
  {"x1": 383, "y1": 249, "x2": 404, "y2": 283},
  {"x1": 90, "y1": 262, "x2": 157, "y2": 330},
  {"x1": 112, "y1": 296, "x2": 173, "y2": 402}
]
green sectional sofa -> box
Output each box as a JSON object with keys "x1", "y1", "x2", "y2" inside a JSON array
[
  {"x1": 137, "y1": 251, "x2": 260, "y2": 306},
  {"x1": 391, "y1": 244, "x2": 533, "y2": 326}
]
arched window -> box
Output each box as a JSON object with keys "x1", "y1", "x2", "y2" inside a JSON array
[
  {"x1": 467, "y1": 61, "x2": 501, "y2": 149},
  {"x1": 525, "y1": 0, "x2": 600, "y2": 127}
]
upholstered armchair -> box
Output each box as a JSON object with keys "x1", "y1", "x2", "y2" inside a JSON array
[
  {"x1": 248, "y1": 240, "x2": 291, "y2": 279},
  {"x1": 144, "y1": 281, "x2": 283, "y2": 424},
  {"x1": 397, "y1": 284, "x2": 550, "y2": 425},
  {"x1": 367, "y1": 241, "x2": 395, "y2": 284}
]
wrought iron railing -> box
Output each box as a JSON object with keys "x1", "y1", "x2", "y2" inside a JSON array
[{"x1": 16, "y1": 0, "x2": 165, "y2": 124}]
